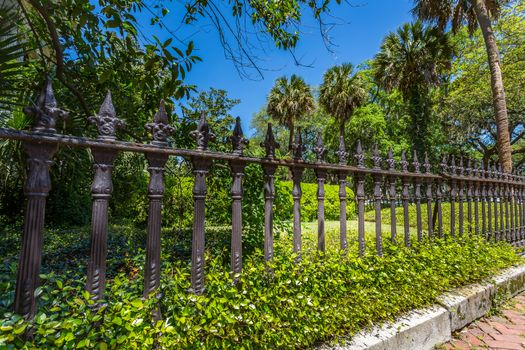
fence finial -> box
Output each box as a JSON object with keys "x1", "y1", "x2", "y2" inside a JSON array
[
  {"x1": 24, "y1": 78, "x2": 68, "y2": 133},
  {"x1": 466, "y1": 158, "x2": 473, "y2": 176},
  {"x1": 230, "y1": 116, "x2": 248, "y2": 156},
  {"x1": 261, "y1": 123, "x2": 279, "y2": 159},
  {"x1": 313, "y1": 133, "x2": 327, "y2": 163},
  {"x1": 423, "y1": 152, "x2": 431, "y2": 173},
  {"x1": 145, "y1": 100, "x2": 175, "y2": 146},
  {"x1": 291, "y1": 127, "x2": 303, "y2": 160},
  {"x1": 479, "y1": 160, "x2": 486, "y2": 177},
  {"x1": 335, "y1": 136, "x2": 348, "y2": 165},
  {"x1": 400, "y1": 150, "x2": 408, "y2": 172},
  {"x1": 413, "y1": 150, "x2": 420, "y2": 173},
  {"x1": 354, "y1": 140, "x2": 365, "y2": 168},
  {"x1": 458, "y1": 157, "x2": 464, "y2": 176},
  {"x1": 449, "y1": 155, "x2": 457, "y2": 175},
  {"x1": 372, "y1": 144, "x2": 382, "y2": 170},
  {"x1": 440, "y1": 155, "x2": 449, "y2": 174},
  {"x1": 89, "y1": 91, "x2": 125, "y2": 140},
  {"x1": 191, "y1": 111, "x2": 215, "y2": 151},
  {"x1": 386, "y1": 148, "x2": 395, "y2": 171}
]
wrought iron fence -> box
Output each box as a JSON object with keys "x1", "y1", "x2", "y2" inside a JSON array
[{"x1": 1, "y1": 80, "x2": 525, "y2": 320}]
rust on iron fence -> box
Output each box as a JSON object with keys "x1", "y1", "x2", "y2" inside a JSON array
[{"x1": 1, "y1": 79, "x2": 525, "y2": 320}]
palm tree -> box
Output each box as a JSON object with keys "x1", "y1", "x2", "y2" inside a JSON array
[
  {"x1": 0, "y1": 3, "x2": 26, "y2": 116},
  {"x1": 266, "y1": 74, "x2": 314, "y2": 151},
  {"x1": 373, "y1": 21, "x2": 452, "y2": 157},
  {"x1": 412, "y1": 0, "x2": 512, "y2": 172},
  {"x1": 319, "y1": 63, "x2": 367, "y2": 140}
]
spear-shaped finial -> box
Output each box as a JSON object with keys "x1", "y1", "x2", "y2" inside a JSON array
[
  {"x1": 190, "y1": 111, "x2": 216, "y2": 151},
  {"x1": 372, "y1": 144, "x2": 382, "y2": 170},
  {"x1": 230, "y1": 116, "x2": 248, "y2": 156},
  {"x1": 261, "y1": 123, "x2": 280, "y2": 159},
  {"x1": 145, "y1": 100, "x2": 175, "y2": 146},
  {"x1": 412, "y1": 150, "x2": 420, "y2": 173},
  {"x1": 24, "y1": 78, "x2": 68, "y2": 133},
  {"x1": 291, "y1": 127, "x2": 304, "y2": 160},
  {"x1": 335, "y1": 136, "x2": 348, "y2": 165},
  {"x1": 313, "y1": 133, "x2": 327, "y2": 163},
  {"x1": 386, "y1": 148, "x2": 395, "y2": 171},
  {"x1": 400, "y1": 150, "x2": 408, "y2": 172},
  {"x1": 423, "y1": 152, "x2": 431, "y2": 173},
  {"x1": 440, "y1": 155, "x2": 449, "y2": 174},
  {"x1": 466, "y1": 158, "x2": 473, "y2": 176},
  {"x1": 354, "y1": 140, "x2": 365, "y2": 168},
  {"x1": 88, "y1": 91, "x2": 125, "y2": 140},
  {"x1": 449, "y1": 155, "x2": 457, "y2": 175}
]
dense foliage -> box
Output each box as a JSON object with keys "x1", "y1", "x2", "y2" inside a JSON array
[{"x1": 0, "y1": 223, "x2": 520, "y2": 349}]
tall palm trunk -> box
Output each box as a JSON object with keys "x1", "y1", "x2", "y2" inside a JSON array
[
  {"x1": 288, "y1": 123, "x2": 294, "y2": 151},
  {"x1": 474, "y1": 0, "x2": 512, "y2": 172}
]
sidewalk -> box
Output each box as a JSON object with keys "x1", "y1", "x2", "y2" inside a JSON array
[{"x1": 440, "y1": 292, "x2": 525, "y2": 349}]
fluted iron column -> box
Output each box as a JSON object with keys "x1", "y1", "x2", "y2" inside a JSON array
[
  {"x1": 386, "y1": 149, "x2": 397, "y2": 242},
  {"x1": 15, "y1": 144, "x2": 58, "y2": 319},
  {"x1": 355, "y1": 141, "x2": 366, "y2": 256},
  {"x1": 190, "y1": 158, "x2": 211, "y2": 293},
  {"x1": 400, "y1": 151, "x2": 410, "y2": 247},
  {"x1": 229, "y1": 117, "x2": 248, "y2": 277},
  {"x1": 316, "y1": 169, "x2": 327, "y2": 252},
  {"x1": 424, "y1": 154, "x2": 433, "y2": 239},
  {"x1": 412, "y1": 152, "x2": 422, "y2": 242},
  {"x1": 486, "y1": 167, "x2": 493, "y2": 241},
  {"x1": 261, "y1": 123, "x2": 279, "y2": 263},
  {"x1": 313, "y1": 135, "x2": 328, "y2": 252},
  {"x1": 466, "y1": 160, "x2": 474, "y2": 236},
  {"x1": 292, "y1": 166, "x2": 304, "y2": 260},
  {"x1": 339, "y1": 173, "x2": 348, "y2": 251},
  {"x1": 143, "y1": 101, "x2": 173, "y2": 300},
  {"x1": 189, "y1": 112, "x2": 214, "y2": 294},
  {"x1": 86, "y1": 92, "x2": 123, "y2": 301},
  {"x1": 230, "y1": 161, "x2": 246, "y2": 276},
  {"x1": 14, "y1": 80, "x2": 66, "y2": 320},
  {"x1": 143, "y1": 153, "x2": 168, "y2": 299},
  {"x1": 372, "y1": 145, "x2": 383, "y2": 255},
  {"x1": 458, "y1": 158, "x2": 465, "y2": 237},
  {"x1": 449, "y1": 157, "x2": 457, "y2": 237}
]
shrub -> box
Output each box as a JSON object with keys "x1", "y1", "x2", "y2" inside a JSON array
[{"x1": 0, "y1": 230, "x2": 520, "y2": 349}]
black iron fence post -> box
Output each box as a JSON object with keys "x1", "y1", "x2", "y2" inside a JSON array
[
  {"x1": 291, "y1": 130, "x2": 304, "y2": 262},
  {"x1": 189, "y1": 113, "x2": 214, "y2": 294},
  {"x1": 143, "y1": 101, "x2": 173, "y2": 301},
  {"x1": 86, "y1": 92, "x2": 124, "y2": 301},
  {"x1": 261, "y1": 123, "x2": 279, "y2": 263},
  {"x1": 229, "y1": 117, "x2": 248, "y2": 278},
  {"x1": 336, "y1": 136, "x2": 349, "y2": 251},
  {"x1": 372, "y1": 145, "x2": 383, "y2": 255},
  {"x1": 386, "y1": 149, "x2": 397, "y2": 243},
  {"x1": 313, "y1": 135, "x2": 328, "y2": 252},
  {"x1": 355, "y1": 141, "x2": 366, "y2": 256},
  {"x1": 14, "y1": 80, "x2": 67, "y2": 319}
]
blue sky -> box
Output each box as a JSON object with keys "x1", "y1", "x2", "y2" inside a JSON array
[{"x1": 142, "y1": 0, "x2": 414, "y2": 134}]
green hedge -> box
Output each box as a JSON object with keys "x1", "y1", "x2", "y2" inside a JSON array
[
  {"x1": 0, "y1": 230, "x2": 520, "y2": 349},
  {"x1": 274, "y1": 181, "x2": 355, "y2": 222}
]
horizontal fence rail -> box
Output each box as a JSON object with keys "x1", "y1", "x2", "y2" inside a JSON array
[{"x1": 1, "y1": 80, "x2": 525, "y2": 320}]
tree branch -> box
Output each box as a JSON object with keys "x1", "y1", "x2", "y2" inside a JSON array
[{"x1": 25, "y1": 0, "x2": 91, "y2": 117}]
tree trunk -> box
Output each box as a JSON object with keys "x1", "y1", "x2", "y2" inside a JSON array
[
  {"x1": 288, "y1": 124, "x2": 294, "y2": 152},
  {"x1": 339, "y1": 120, "x2": 346, "y2": 140},
  {"x1": 474, "y1": 0, "x2": 512, "y2": 172}
]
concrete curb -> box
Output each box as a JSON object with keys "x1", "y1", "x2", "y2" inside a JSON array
[{"x1": 319, "y1": 264, "x2": 525, "y2": 350}]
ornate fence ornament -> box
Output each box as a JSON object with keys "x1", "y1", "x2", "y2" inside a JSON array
[
  {"x1": 3, "y1": 78, "x2": 525, "y2": 319},
  {"x1": 230, "y1": 116, "x2": 249, "y2": 156},
  {"x1": 88, "y1": 91, "x2": 125, "y2": 140},
  {"x1": 191, "y1": 112, "x2": 215, "y2": 151}
]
